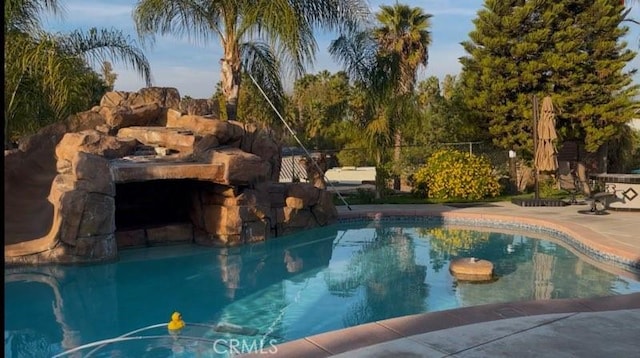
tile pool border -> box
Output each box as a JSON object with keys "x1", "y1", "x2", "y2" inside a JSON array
[{"x1": 336, "y1": 210, "x2": 640, "y2": 274}]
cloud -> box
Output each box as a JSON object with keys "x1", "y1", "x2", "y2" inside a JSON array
[
  {"x1": 64, "y1": 1, "x2": 133, "y2": 18},
  {"x1": 42, "y1": 1, "x2": 135, "y2": 32}
]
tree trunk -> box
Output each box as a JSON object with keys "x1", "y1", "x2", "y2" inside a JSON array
[
  {"x1": 220, "y1": 57, "x2": 241, "y2": 121},
  {"x1": 393, "y1": 128, "x2": 402, "y2": 190},
  {"x1": 576, "y1": 161, "x2": 591, "y2": 196},
  {"x1": 597, "y1": 143, "x2": 608, "y2": 173},
  {"x1": 375, "y1": 150, "x2": 382, "y2": 199},
  {"x1": 5, "y1": 72, "x2": 25, "y2": 146}
]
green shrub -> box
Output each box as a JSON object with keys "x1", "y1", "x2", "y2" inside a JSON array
[
  {"x1": 539, "y1": 177, "x2": 557, "y2": 198},
  {"x1": 412, "y1": 149, "x2": 502, "y2": 201},
  {"x1": 353, "y1": 188, "x2": 376, "y2": 204}
]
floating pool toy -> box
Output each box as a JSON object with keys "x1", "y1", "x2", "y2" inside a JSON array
[
  {"x1": 168, "y1": 311, "x2": 186, "y2": 331},
  {"x1": 449, "y1": 257, "x2": 494, "y2": 282}
]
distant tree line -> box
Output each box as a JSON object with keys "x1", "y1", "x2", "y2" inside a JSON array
[
  {"x1": 4, "y1": 0, "x2": 151, "y2": 146},
  {"x1": 5, "y1": 0, "x2": 639, "y2": 176}
]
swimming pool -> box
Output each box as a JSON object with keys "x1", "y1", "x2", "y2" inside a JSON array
[{"x1": 5, "y1": 219, "x2": 640, "y2": 357}]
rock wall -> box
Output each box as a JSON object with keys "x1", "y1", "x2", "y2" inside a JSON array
[{"x1": 5, "y1": 87, "x2": 337, "y2": 266}]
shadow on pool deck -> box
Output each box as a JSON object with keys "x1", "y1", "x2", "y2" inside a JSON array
[
  {"x1": 240, "y1": 201, "x2": 640, "y2": 358},
  {"x1": 241, "y1": 294, "x2": 640, "y2": 358}
]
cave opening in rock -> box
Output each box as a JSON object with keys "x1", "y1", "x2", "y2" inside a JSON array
[{"x1": 114, "y1": 179, "x2": 199, "y2": 231}]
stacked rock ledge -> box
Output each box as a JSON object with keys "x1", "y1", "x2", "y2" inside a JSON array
[{"x1": 5, "y1": 87, "x2": 338, "y2": 266}]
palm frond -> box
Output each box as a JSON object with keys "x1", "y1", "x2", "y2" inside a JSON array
[
  {"x1": 240, "y1": 0, "x2": 315, "y2": 78},
  {"x1": 365, "y1": 114, "x2": 393, "y2": 151},
  {"x1": 329, "y1": 30, "x2": 378, "y2": 84},
  {"x1": 60, "y1": 28, "x2": 153, "y2": 86},
  {"x1": 4, "y1": 32, "x2": 87, "y2": 141},
  {"x1": 4, "y1": 0, "x2": 64, "y2": 34},
  {"x1": 289, "y1": 0, "x2": 371, "y2": 33},
  {"x1": 240, "y1": 41, "x2": 285, "y2": 114},
  {"x1": 133, "y1": 0, "x2": 218, "y2": 46}
]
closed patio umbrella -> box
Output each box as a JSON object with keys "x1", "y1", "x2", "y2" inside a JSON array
[
  {"x1": 532, "y1": 96, "x2": 558, "y2": 201},
  {"x1": 535, "y1": 96, "x2": 558, "y2": 173}
]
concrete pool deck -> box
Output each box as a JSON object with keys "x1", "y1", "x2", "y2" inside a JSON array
[{"x1": 242, "y1": 201, "x2": 640, "y2": 358}]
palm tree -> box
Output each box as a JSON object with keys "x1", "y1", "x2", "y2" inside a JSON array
[
  {"x1": 4, "y1": 0, "x2": 152, "y2": 145},
  {"x1": 375, "y1": 4, "x2": 432, "y2": 190},
  {"x1": 331, "y1": 2, "x2": 432, "y2": 190},
  {"x1": 374, "y1": 4, "x2": 431, "y2": 95},
  {"x1": 133, "y1": 0, "x2": 369, "y2": 121}
]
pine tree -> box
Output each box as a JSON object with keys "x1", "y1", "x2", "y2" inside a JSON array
[
  {"x1": 550, "y1": 0, "x2": 638, "y2": 154},
  {"x1": 460, "y1": 0, "x2": 638, "y2": 160}
]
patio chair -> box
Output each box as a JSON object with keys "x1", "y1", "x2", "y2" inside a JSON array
[
  {"x1": 557, "y1": 161, "x2": 583, "y2": 205},
  {"x1": 573, "y1": 163, "x2": 618, "y2": 214},
  {"x1": 585, "y1": 180, "x2": 621, "y2": 214}
]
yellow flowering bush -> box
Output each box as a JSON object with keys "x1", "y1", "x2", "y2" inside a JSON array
[{"x1": 413, "y1": 149, "x2": 502, "y2": 201}]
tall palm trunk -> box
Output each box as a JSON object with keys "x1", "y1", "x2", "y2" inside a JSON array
[
  {"x1": 220, "y1": 57, "x2": 241, "y2": 121},
  {"x1": 393, "y1": 128, "x2": 402, "y2": 190},
  {"x1": 221, "y1": 37, "x2": 241, "y2": 121}
]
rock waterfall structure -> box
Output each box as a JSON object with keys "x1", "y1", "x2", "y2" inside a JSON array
[{"x1": 4, "y1": 87, "x2": 337, "y2": 266}]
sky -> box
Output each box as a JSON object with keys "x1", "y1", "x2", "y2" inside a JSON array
[{"x1": 43, "y1": 0, "x2": 640, "y2": 99}]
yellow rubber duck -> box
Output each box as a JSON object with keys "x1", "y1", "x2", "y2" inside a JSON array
[{"x1": 168, "y1": 311, "x2": 185, "y2": 332}]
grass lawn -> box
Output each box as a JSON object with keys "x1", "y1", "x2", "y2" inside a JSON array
[{"x1": 333, "y1": 188, "x2": 579, "y2": 206}]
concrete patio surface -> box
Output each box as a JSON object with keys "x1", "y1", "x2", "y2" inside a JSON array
[
  {"x1": 242, "y1": 201, "x2": 640, "y2": 358},
  {"x1": 333, "y1": 307, "x2": 640, "y2": 358}
]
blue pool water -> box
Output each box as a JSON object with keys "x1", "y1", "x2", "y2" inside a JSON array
[{"x1": 5, "y1": 220, "x2": 640, "y2": 357}]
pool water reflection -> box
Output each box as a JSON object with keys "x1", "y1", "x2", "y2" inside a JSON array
[{"x1": 5, "y1": 220, "x2": 640, "y2": 357}]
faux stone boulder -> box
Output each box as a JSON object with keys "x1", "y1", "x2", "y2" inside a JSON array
[
  {"x1": 66, "y1": 110, "x2": 109, "y2": 134},
  {"x1": 311, "y1": 190, "x2": 339, "y2": 226},
  {"x1": 274, "y1": 182, "x2": 338, "y2": 235},
  {"x1": 100, "y1": 87, "x2": 181, "y2": 110},
  {"x1": 117, "y1": 126, "x2": 198, "y2": 155},
  {"x1": 286, "y1": 183, "x2": 321, "y2": 208},
  {"x1": 238, "y1": 122, "x2": 282, "y2": 182},
  {"x1": 164, "y1": 115, "x2": 281, "y2": 180},
  {"x1": 99, "y1": 103, "x2": 163, "y2": 130},
  {"x1": 47, "y1": 132, "x2": 119, "y2": 258},
  {"x1": 166, "y1": 115, "x2": 245, "y2": 145},
  {"x1": 196, "y1": 185, "x2": 268, "y2": 209},
  {"x1": 99, "y1": 88, "x2": 181, "y2": 129},
  {"x1": 202, "y1": 147, "x2": 272, "y2": 186},
  {"x1": 5, "y1": 128, "x2": 132, "y2": 264},
  {"x1": 189, "y1": 181, "x2": 336, "y2": 246},
  {"x1": 193, "y1": 203, "x2": 270, "y2": 247},
  {"x1": 179, "y1": 98, "x2": 220, "y2": 116},
  {"x1": 68, "y1": 152, "x2": 115, "y2": 195},
  {"x1": 56, "y1": 130, "x2": 137, "y2": 161}
]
